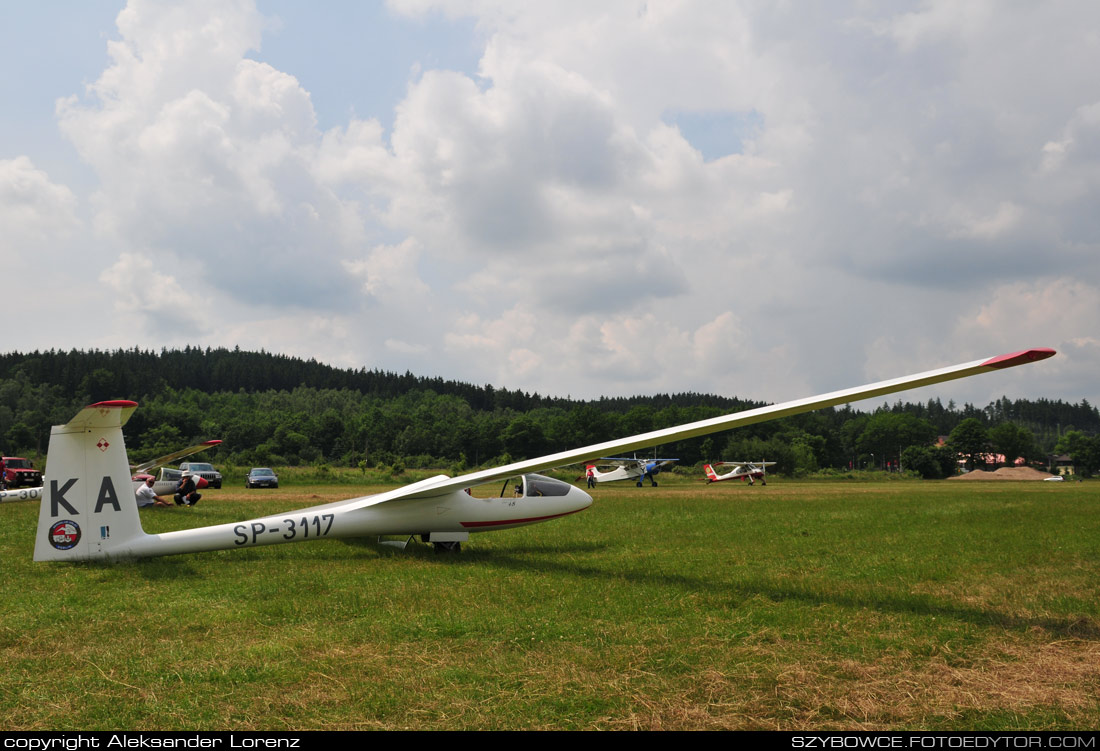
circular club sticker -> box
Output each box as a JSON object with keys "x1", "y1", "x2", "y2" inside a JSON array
[{"x1": 48, "y1": 520, "x2": 81, "y2": 550}]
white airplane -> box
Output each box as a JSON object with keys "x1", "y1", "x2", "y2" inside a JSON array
[
  {"x1": 584, "y1": 456, "x2": 678, "y2": 487},
  {"x1": 33, "y1": 348, "x2": 1054, "y2": 562},
  {"x1": 0, "y1": 439, "x2": 221, "y2": 505},
  {"x1": 704, "y1": 461, "x2": 775, "y2": 485}
]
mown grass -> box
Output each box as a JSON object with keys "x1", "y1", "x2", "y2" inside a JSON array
[{"x1": 1, "y1": 478, "x2": 1098, "y2": 730}]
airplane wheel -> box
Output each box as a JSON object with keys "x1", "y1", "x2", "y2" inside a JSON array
[
  {"x1": 636, "y1": 481, "x2": 643, "y2": 487},
  {"x1": 653, "y1": 481, "x2": 658, "y2": 487},
  {"x1": 761, "y1": 479, "x2": 767, "y2": 485},
  {"x1": 434, "y1": 541, "x2": 461, "y2": 554}
]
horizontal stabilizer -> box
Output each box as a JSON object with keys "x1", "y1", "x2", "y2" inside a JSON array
[{"x1": 59, "y1": 400, "x2": 138, "y2": 433}]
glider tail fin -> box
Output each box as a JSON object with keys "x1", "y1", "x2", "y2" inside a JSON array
[
  {"x1": 34, "y1": 401, "x2": 147, "y2": 562},
  {"x1": 703, "y1": 464, "x2": 719, "y2": 481}
]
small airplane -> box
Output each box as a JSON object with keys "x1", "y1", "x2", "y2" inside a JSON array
[
  {"x1": 32, "y1": 347, "x2": 1054, "y2": 562},
  {"x1": 0, "y1": 439, "x2": 221, "y2": 505},
  {"x1": 704, "y1": 461, "x2": 775, "y2": 485},
  {"x1": 584, "y1": 456, "x2": 678, "y2": 486}
]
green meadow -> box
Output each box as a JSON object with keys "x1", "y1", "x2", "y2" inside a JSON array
[{"x1": 1, "y1": 477, "x2": 1098, "y2": 730}]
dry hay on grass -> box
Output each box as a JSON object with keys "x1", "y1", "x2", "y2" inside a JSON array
[
  {"x1": 771, "y1": 638, "x2": 1100, "y2": 729},
  {"x1": 948, "y1": 467, "x2": 1055, "y2": 481}
]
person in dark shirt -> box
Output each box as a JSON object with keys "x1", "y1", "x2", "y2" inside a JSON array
[{"x1": 174, "y1": 473, "x2": 202, "y2": 507}]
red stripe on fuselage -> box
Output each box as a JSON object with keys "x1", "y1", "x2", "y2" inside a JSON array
[{"x1": 461, "y1": 509, "x2": 586, "y2": 528}]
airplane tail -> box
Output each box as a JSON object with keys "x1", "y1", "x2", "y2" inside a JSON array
[
  {"x1": 703, "y1": 464, "x2": 719, "y2": 481},
  {"x1": 34, "y1": 401, "x2": 148, "y2": 562}
]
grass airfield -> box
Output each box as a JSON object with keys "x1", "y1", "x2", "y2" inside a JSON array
[{"x1": 1, "y1": 475, "x2": 1098, "y2": 730}]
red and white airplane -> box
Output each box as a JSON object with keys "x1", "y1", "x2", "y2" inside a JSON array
[
  {"x1": 33, "y1": 348, "x2": 1054, "y2": 562},
  {"x1": 704, "y1": 461, "x2": 775, "y2": 485},
  {"x1": 0, "y1": 440, "x2": 221, "y2": 505}
]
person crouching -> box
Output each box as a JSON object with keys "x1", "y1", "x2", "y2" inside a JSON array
[{"x1": 174, "y1": 472, "x2": 203, "y2": 507}]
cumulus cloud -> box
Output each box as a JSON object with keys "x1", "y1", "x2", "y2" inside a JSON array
[
  {"x1": 100, "y1": 252, "x2": 213, "y2": 338},
  {"x1": 0, "y1": 157, "x2": 80, "y2": 254},
  {"x1": 8, "y1": 0, "x2": 1097, "y2": 406},
  {"x1": 57, "y1": 0, "x2": 357, "y2": 314}
]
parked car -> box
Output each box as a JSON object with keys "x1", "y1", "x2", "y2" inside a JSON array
[
  {"x1": 246, "y1": 467, "x2": 279, "y2": 489},
  {"x1": 3, "y1": 457, "x2": 42, "y2": 488},
  {"x1": 178, "y1": 461, "x2": 222, "y2": 489}
]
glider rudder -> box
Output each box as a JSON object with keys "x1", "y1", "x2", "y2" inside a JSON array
[{"x1": 33, "y1": 400, "x2": 147, "y2": 561}]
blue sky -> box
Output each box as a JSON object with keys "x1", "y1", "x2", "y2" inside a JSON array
[
  {"x1": 0, "y1": 2, "x2": 116, "y2": 190},
  {"x1": 249, "y1": 2, "x2": 481, "y2": 134},
  {"x1": 2, "y1": 1, "x2": 1097, "y2": 408}
]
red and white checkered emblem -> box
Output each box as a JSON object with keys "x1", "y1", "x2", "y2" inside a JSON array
[{"x1": 97, "y1": 438, "x2": 110, "y2": 452}]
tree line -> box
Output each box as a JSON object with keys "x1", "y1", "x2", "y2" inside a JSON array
[{"x1": 1, "y1": 348, "x2": 1098, "y2": 477}]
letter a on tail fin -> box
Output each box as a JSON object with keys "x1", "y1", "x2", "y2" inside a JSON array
[{"x1": 34, "y1": 401, "x2": 148, "y2": 562}]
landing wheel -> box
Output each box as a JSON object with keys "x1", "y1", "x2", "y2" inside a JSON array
[
  {"x1": 761, "y1": 479, "x2": 767, "y2": 486},
  {"x1": 652, "y1": 481, "x2": 658, "y2": 487},
  {"x1": 433, "y1": 541, "x2": 461, "y2": 554},
  {"x1": 636, "y1": 481, "x2": 643, "y2": 487}
]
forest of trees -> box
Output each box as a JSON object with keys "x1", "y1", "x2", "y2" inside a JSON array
[{"x1": 1, "y1": 347, "x2": 1098, "y2": 478}]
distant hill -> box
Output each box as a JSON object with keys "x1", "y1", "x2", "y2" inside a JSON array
[{"x1": 0, "y1": 348, "x2": 1095, "y2": 471}]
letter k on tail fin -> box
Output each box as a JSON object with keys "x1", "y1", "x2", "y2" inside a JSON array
[{"x1": 34, "y1": 401, "x2": 148, "y2": 562}]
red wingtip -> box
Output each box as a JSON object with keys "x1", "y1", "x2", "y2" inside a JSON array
[
  {"x1": 202, "y1": 440, "x2": 223, "y2": 446},
  {"x1": 89, "y1": 400, "x2": 139, "y2": 408},
  {"x1": 981, "y1": 348, "x2": 1057, "y2": 369}
]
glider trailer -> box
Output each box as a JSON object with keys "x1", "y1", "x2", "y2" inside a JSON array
[{"x1": 35, "y1": 348, "x2": 1054, "y2": 562}]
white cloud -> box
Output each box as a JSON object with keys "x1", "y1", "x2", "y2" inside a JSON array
[
  {"x1": 0, "y1": 157, "x2": 80, "y2": 254},
  {"x1": 5, "y1": 0, "x2": 1097, "y2": 408},
  {"x1": 946, "y1": 202, "x2": 1023, "y2": 241},
  {"x1": 344, "y1": 238, "x2": 430, "y2": 305},
  {"x1": 950, "y1": 279, "x2": 1100, "y2": 401},
  {"x1": 100, "y1": 252, "x2": 213, "y2": 337}
]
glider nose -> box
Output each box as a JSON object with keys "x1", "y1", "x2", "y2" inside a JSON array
[
  {"x1": 571, "y1": 485, "x2": 594, "y2": 512},
  {"x1": 195, "y1": 477, "x2": 209, "y2": 490}
]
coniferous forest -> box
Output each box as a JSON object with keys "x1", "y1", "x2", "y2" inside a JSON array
[{"x1": 1, "y1": 348, "x2": 1098, "y2": 477}]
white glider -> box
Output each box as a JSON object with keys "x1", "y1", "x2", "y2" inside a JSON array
[{"x1": 34, "y1": 348, "x2": 1055, "y2": 562}]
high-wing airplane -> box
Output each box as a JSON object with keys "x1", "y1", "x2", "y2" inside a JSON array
[
  {"x1": 704, "y1": 461, "x2": 775, "y2": 485},
  {"x1": 584, "y1": 456, "x2": 678, "y2": 486},
  {"x1": 33, "y1": 348, "x2": 1054, "y2": 562},
  {"x1": 0, "y1": 440, "x2": 221, "y2": 505}
]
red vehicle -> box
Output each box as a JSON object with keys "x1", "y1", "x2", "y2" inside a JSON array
[{"x1": 3, "y1": 457, "x2": 43, "y2": 488}]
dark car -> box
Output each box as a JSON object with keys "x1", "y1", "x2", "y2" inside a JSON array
[
  {"x1": 3, "y1": 457, "x2": 42, "y2": 488},
  {"x1": 178, "y1": 462, "x2": 222, "y2": 489},
  {"x1": 246, "y1": 468, "x2": 279, "y2": 489}
]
